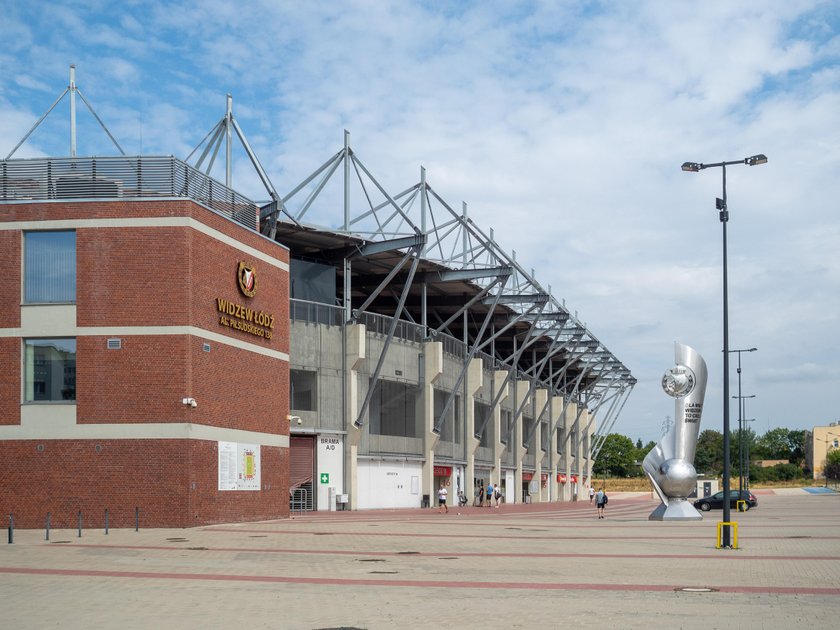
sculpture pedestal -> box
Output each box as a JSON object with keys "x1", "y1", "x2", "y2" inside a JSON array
[{"x1": 648, "y1": 498, "x2": 702, "y2": 521}]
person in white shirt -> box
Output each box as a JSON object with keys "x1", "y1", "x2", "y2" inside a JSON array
[{"x1": 438, "y1": 484, "x2": 449, "y2": 513}]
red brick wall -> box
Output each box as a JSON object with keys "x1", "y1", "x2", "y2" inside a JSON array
[
  {"x1": 0, "y1": 439, "x2": 288, "y2": 528},
  {"x1": 0, "y1": 198, "x2": 290, "y2": 526},
  {"x1": 0, "y1": 338, "x2": 20, "y2": 426},
  {"x1": 77, "y1": 226, "x2": 191, "y2": 326},
  {"x1": 0, "y1": 230, "x2": 21, "y2": 425},
  {"x1": 0, "y1": 230, "x2": 21, "y2": 328}
]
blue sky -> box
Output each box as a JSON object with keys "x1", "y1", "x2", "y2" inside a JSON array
[{"x1": 3, "y1": 1, "x2": 839, "y2": 442}]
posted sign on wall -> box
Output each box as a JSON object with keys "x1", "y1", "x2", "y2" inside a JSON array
[{"x1": 218, "y1": 441, "x2": 261, "y2": 491}]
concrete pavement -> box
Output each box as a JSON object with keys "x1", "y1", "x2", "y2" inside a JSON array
[{"x1": 2, "y1": 489, "x2": 839, "y2": 629}]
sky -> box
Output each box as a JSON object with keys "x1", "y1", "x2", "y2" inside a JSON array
[{"x1": 2, "y1": 1, "x2": 839, "y2": 443}]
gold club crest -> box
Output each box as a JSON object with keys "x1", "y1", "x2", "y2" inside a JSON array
[{"x1": 238, "y1": 262, "x2": 257, "y2": 298}]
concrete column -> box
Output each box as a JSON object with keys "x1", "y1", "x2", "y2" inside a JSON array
[
  {"x1": 572, "y1": 402, "x2": 583, "y2": 501},
  {"x1": 464, "y1": 358, "x2": 484, "y2": 508},
  {"x1": 582, "y1": 409, "x2": 592, "y2": 491},
  {"x1": 345, "y1": 324, "x2": 366, "y2": 511},
  {"x1": 564, "y1": 400, "x2": 577, "y2": 501},
  {"x1": 492, "y1": 370, "x2": 509, "y2": 499},
  {"x1": 514, "y1": 380, "x2": 529, "y2": 504},
  {"x1": 533, "y1": 389, "x2": 547, "y2": 503},
  {"x1": 549, "y1": 395, "x2": 564, "y2": 502},
  {"x1": 422, "y1": 342, "x2": 443, "y2": 508}
]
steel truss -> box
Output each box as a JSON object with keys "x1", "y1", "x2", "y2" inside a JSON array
[{"x1": 9, "y1": 71, "x2": 635, "y2": 445}]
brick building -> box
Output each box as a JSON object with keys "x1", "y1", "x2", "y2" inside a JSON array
[{"x1": 0, "y1": 161, "x2": 290, "y2": 528}]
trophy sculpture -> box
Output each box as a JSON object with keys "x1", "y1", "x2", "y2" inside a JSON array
[{"x1": 643, "y1": 342, "x2": 708, "y2": 521}]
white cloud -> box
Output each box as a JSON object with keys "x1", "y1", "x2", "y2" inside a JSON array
[{"x1": 3, "y1": 0, "x2": 839, "y2": 441}]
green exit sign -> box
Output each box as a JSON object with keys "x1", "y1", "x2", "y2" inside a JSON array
[{"x1": 320, "y1": 473, "x2": 330, "y2": 484}]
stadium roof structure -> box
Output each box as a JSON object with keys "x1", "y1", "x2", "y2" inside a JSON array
[{"x1": 1, "y1": 68, "x2": 635, "y2": 445}]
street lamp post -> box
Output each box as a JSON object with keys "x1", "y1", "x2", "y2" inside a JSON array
[
  {"x1": 728, "y1": 348, "x2": 756, "y2": 491},
  {"x1": 732, "y1": 390, "x2": 756, "y2": 492},
  {"x1": 681, "y1": 154, "x2": 767, "y2": 548},
  {"x1": 742, "y1": 417, "x2": 755, "y2": 490}
]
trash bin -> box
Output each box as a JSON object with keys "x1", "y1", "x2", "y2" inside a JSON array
[
  {"x1": 336, "y1": 494, "x2": 349, "y2": 511},
  {"x1": 422, "y1": 494, "x2": 430, "y2": 508}
]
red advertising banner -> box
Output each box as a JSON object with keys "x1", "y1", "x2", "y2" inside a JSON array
[
  {"x1": 557, "y1": 473, "x2": 567, "y2": 483},
  {"x1": 433, "y1": 466, "x2": 452, "y2": 477},
  {"x1": 522, "y1": 472, "x2": 534, "y2": 481}
]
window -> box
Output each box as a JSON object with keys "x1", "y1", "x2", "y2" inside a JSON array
[
  {"x1": 475, "y1": 401, "x2": 492, "y2": 447},
  {"x1": 24, "y1": 231, "x2": 76, "y2": 303},
  {"x1": 369, "y1": 379, "x2": 420, "y2": 438},
  {"x1": 434, "y1": 389, "x2": 461, "y2": 443},
  {"x1": 500, "y1": 409, "x2": 512, "y2": 444},
  {"x1": 24, "y1": 338, "x2": 76, "y2": 402},
  {"x1": 522, "y1": 416, "x2": 534, "y2": 447},
  {"x1": 290, "y1": 370, "x2": 318, "y2": 411}
]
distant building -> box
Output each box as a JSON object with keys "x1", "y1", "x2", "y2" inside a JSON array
[{"x1": 804, "y1": 423, "x2": 840, "y2": 479}]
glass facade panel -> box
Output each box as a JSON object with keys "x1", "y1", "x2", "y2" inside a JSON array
[
  {"x1": 475, "y1": 401, "x2": 492, "y2": 447},
  {"x1": 24, "y1": 338, "x2": 76, "y2": 402},
  {"x1": 24, "y1": 231, "x2": 76, "y2": 303},
  {"x1": 500, "y1": 409, "x2": 512, "y2": 444},
  {"x1": 290, "y1": 369, "x2": 318, "y2": 411},
  {"x1": 434, "y1": 389, "x2": 461, "y2": 444},
  {"x1": 369, "y1": 379, "x2": 421, "y2": 438}
]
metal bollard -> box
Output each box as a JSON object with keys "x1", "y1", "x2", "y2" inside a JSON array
[
  {"x1": 77, "y1": 510, "x2": 82, "y2": 538},
  {"x1": 105, "y1": 509, "x2": 109, "y2": 535},
  {"x1": 7, "y1": 514, "x2": 12, "y2": 544},
  {"x1": 46, "y1": 512, "x2": 51, "y2": 541},
  {"x1": 135, "y1": 507, "x2": 139, "y2": 532}
]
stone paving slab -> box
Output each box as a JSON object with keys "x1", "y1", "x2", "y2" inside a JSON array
[{"x1": 2, "y1": 490, "x2": 839, "y2": 629}]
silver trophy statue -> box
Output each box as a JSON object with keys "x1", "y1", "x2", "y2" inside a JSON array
[{"x1": 643, "y1": 342, "x2": 708, "y2": 521}]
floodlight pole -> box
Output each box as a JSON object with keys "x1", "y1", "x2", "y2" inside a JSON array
[
  {"x1": 70, "y1": 65, "x2": 77, "y2": 157},
  {"x1": 729, "y1": 348, "x2": 756, "y2": 493},
  {"x1": 681, "y1": 154, "x2": 767, "y2": 549}
]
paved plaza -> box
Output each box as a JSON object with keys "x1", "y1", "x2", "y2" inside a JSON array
[{"x1": 2, "y1": 489, "x2": 839, "y2": 629}]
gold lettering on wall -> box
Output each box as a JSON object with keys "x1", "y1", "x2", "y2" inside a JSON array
[{"x1": 216, "y1": 297, "x2": 275, "y2": 340}]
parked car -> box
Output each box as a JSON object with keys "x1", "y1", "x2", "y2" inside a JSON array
[{"x1": 694, "y1": 490, "x2": 757, "y2": 511}]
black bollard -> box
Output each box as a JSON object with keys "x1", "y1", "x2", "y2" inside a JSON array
[
  {"x1": 46, "y1": 512, "x2": 51, "y2": 541},
  {"x1": 77, "y1": 510, "x2": 82, "y2": 538},
  {"x1": 105, "y1": 509, "x2": 109, "y2": 535},
  {"x1": 7, "y1": 514, "x2": 12, "y2": 544}
]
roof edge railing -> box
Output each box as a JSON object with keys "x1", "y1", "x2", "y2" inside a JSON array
[{"x1": 0, "y1": 155, "x2": 258, "y2": 230}]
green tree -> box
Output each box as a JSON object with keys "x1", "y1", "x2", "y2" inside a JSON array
[
  {"x1": 695, "y1": 429, "x2": 723, "y2": 476},
  {"x1": 824, "y1": 449, "x2": 840, "y2": 484},
  {"x1": 593, "y1": 434, "x2": 636, "y2": 477},
  {"x1": 754, "y1": 427, "x2": 805, "y2": 463}
]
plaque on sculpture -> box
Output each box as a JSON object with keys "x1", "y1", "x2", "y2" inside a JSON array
[{"x1": 643, "y1": 342, "x2": 708, "y2": 521}]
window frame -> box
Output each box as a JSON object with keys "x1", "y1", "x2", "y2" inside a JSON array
[
  {"x1": 23, "y1": 337, "x2": 77, "y2": 403},
  {"x1": 23, "y1": 230, "x2": 77, "y2": 305}
]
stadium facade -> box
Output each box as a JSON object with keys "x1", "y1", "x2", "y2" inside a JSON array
[{"x1": 0, "y1": 74, "x2": 634, "y2": 526}]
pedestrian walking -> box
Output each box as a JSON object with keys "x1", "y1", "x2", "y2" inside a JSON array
[
  {"x1": 589, "y1": 486, "x2": 595, "y2": 504},
  {"x1": 438, "y1": 484, "x2": 449, "y2": 514},
  {"x1": 486, "y1": 482, "x2": 494, "y2": 507},
  {"x1": 494, "y1": 484, "x2": 502, "y2": 507},
  {"x1": 596, "y1": 487, "x2": 607, "y2": 519}
]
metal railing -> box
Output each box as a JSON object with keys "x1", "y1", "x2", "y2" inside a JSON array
[
  {"x1": 0, "y1": 156, "x2": 258, "y2": 230},
  {"x1": 290, "y1": 299, "x2": 344, "y2": 326},
  {"x1": 354, "y1": 310, "x2": 426, "y2": 344},
  {"x1": 290, "y1": 485, "x2": 313, "y2": 513}
]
